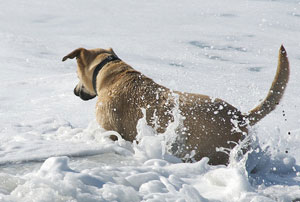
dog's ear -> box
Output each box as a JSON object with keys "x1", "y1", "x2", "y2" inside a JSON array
[
  {"x1": 108, "y1": 48, "x2": 117, "y2": 56},
  {"x1": 62, "y1": 48, "x2": 86, "y2": 62}
]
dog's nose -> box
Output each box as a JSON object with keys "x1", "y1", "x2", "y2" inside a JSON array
[{"x1": 74, "y1": 87, "x2": 79, "y2": 96}]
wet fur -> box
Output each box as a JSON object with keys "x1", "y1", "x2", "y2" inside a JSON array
[{"x1": 62, "y1": 46, "x2": 289, "y2": 165}]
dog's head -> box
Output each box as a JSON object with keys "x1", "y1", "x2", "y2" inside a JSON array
[{"x1": 62, "y1": 47, "x2": 116, "y2": 101}]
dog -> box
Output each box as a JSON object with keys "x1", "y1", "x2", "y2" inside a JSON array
[{"x1": 62, "y1": 45, "x2": 289, "y2": 165}]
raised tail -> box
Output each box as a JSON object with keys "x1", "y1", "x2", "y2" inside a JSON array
[{"x1": 246, "y1": 45, "x2": 290, "y2": 126}]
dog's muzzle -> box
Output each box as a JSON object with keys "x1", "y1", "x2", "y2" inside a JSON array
[{"x1": 74, "y1": 84, "x2": 96, "y2": 101}]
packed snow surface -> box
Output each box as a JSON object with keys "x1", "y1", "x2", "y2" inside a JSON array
[{"x1": 1, "y1": 0, "x2": 300, "y2": 201}]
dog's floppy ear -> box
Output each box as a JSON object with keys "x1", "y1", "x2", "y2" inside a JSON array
[{"x1": 62, "y1": 48, "x2": 85, "y2": 62}]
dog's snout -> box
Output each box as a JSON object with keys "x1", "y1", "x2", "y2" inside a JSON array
[
  {"x1": 73, "y1": 84, "x2": 96, "y2": 101},
  {"x1": 79, "y1": 91, "x2": 96, "y2": 101},
  {"x1": 74, "y1": 86, "x2": 80, "y2": 96}
]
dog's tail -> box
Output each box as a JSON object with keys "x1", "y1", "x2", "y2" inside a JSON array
[{"x1": 246, "y1": 45, "x2": 290, "y2": 126}]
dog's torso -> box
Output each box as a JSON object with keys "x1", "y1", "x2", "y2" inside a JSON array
[{"x1": 96, "y1": 61, "x2": 247, "y2": 165}]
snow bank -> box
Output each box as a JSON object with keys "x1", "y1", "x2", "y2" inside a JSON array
[{"x1": 1, "y1": 118, "x2": 300, "y2": 201}]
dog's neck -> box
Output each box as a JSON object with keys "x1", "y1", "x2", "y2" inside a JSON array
[{"x1": 92, "y1": 55, "x2": 120, "y2": 95}]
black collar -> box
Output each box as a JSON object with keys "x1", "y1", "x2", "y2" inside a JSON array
[{"x1": 92, "y1": 55, "x2": 120, "y2": 95}]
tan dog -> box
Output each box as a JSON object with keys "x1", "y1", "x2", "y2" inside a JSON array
[{"x1": 62, "y1": 46, "x2": 289, "y2": 165}]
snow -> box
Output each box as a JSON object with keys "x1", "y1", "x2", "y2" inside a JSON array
[{"x1": 1, "y1": 0, "x2": 300, "y2": 201}]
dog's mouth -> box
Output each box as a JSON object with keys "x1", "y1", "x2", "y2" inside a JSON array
[{"x1": 74, "y1": 85, "x2": 96, "y2": 101}]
